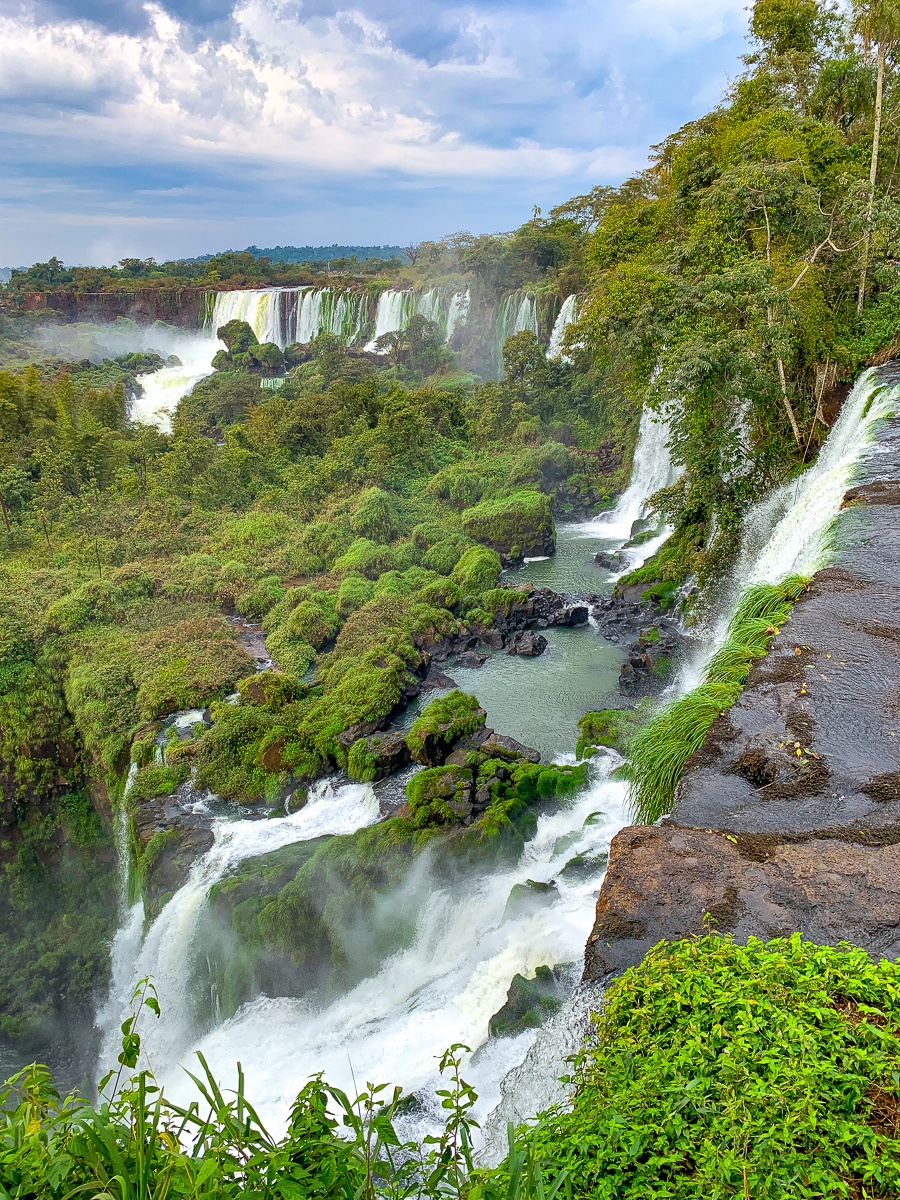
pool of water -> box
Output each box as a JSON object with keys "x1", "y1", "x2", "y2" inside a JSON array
[{"x1": 448, "y1": 522, "x2": 629, "y2": 761}]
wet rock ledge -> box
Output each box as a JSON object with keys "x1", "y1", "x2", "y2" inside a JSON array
[{"x1": 584, "y1": 412, "x2": 900, "y2": 983}]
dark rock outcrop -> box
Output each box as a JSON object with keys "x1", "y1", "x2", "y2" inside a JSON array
[
  {"x1": 583, "y1": 410, "x2": 900, "y2": 983},
  {"x1": 488, "y1": 965, "x2": 568, "y2": 1038},
  {"x1": 506, "y1": 630, "x2": 548, "y2": 657}
]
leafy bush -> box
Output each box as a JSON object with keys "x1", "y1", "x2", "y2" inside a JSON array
[
  {"x1": 450, "y1": 545, "x2": 502, "y2": 595},
  {"x1": 461, "y1": 490, "x2": 555, "y2": 559},
  {"x1": 406, "y1": 690, "x2": 486, "y2": 765},
  {"x1": 512, "y1": 934, "x2": 900, "y2": 1200}
]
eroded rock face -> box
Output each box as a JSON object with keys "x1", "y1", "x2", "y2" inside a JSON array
[
  {"x1": 584, "y1": 410, "x2": 900, "y2": 981},
  {"x1": 584, "y1": 826, "x2": 900, "y2": 982}
]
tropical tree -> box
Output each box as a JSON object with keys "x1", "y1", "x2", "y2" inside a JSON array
[{"x1": 854, "y1": 0, "x2": 900, "y2": 309}]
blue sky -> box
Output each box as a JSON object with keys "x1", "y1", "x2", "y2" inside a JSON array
[{"x1": 0, "y1": 0, "x2": 749, "y2": 265}]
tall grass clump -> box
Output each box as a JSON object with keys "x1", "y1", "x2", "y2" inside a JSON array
[{"x1": 625, "y1": 575, "x2": 807, "y2": 823}]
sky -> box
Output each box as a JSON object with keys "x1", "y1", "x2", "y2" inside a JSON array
[{"x1": 0, "y1": 0, "x2": 750, "y2": 266}]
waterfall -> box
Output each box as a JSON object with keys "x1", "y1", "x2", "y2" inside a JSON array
[
  {"x1": 131, "y1": 349, "x2": 219, "y2": 433},
  {"x1": 677, "y1": 368, "x2": 898, "y2": 691},
  {"x1": 495, "y1": 291, "x2": 539, "y2": 373},
  {"x1": 95, "y1": 763, "x2": 146, "y2": 1066},
  {"x1": 578, "y1": 408, "x2": 678, "y2": 576},
  {"x1": 742, "y1": 369, "x2": 897, "y2": 585},
  {"x1": 547, "y1": 295, "x2": 578, "y2": 361},
  {"x1": 288, "y1": 288, "x2": 369, "y2": 345},
  {"x1": 210, "y1": 288, "x2": 283, "y2": 346},
  {"x1": 157, "y1": 761, "x2": 629, "y2": 1137},
  {"x1": 96, "y1": 779, "x2": 380, "y2": 1081},
  {"x1": 364, "y1": 290, "x2": 417, "y2": 351},
  {"x1": 446, "y1": 290, "x2": 470, "y2": 342}
]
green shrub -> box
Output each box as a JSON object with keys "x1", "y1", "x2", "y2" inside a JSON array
[
  {"x1": 351, "y1": 487, "x2": 402, "y2": 542},
  {"x1": 333, "y1": 538, "x2": 398, "y2": 579},
  {"x1": 576, "y1": 708, "x2": 639, "y2": 757},
  {"x1": 346, "y1": 738, "x2": 378, "y2": 783},
  {"x1": 127, "y1": 762, "x2": 189, "y2": 805},
  {"x1": 511, "y1": 934, "x2": 900, "y2": 1200},
  {"x1": 406, "y1": 690, "x2": 486, "y2": 765},
  {"x1": 450, "y1": 545, "x2": 502, "y2": 595},
  {"x1": 461, "y1": 490, "x2": 555, "y2": 558},
  {"x1": 235, "y1": 574, "x2": 285, "y2": 619},
  {"x1": 337, "y1": 573, "x2": 376, "y2": 619}
]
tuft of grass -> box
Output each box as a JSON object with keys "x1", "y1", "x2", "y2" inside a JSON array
[{"x1": 624, "y1": 575, "x2": 806, "y2": 824}]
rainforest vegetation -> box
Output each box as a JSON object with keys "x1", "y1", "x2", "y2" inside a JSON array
[{"x1": 4, "y1": 0, "x2": 900, "y2": 1193}]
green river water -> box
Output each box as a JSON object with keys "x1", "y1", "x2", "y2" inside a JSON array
[{"x1": 449, "y1": 522, "x2": 628, "y2": 761}]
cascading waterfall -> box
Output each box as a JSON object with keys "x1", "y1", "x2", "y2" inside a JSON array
[
  {"x1": 95, "y1": 763, "x2": 146, "y2": 1064},
  {"x1": 547, "y1": 295, "x2": 578, "y2": 360},
  {"x1": 494, "y1": 291, "x2": 539, "y2": 372},
  {"x1": 577, "y1": 407, "x2": 679, "y2": 576},
  {"x1": 678, "y1": 367, "x2": 900, "y2": 691},
  {"x1": 484, "y1": 370, "x2": 900, "y2": 1153},
  {"x1": 364, "y1": 289, "x2": 417, "y2": 351},
  {"x1": 131, "y1": 351, "x2": 219, "y2": 433},
  {"x1": 158, "y1": 762, "x2": 629, "y2": 1137},
  {"x1": 446, "y1": 290, "x2": 470, "y2": 341},
  {"x1": 97, "y1": 779, "x2": 381, "y2": 1080},
  {"x1": 288, "y1": 287, "x2": 369, "y2": 345},
  {"x1": 210, "y1": 288, "x2": 283, "y2": 346}
]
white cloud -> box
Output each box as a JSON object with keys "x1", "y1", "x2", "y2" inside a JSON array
[{"x1": 0, "y1": 0, "x2": 746, "y2": 179}]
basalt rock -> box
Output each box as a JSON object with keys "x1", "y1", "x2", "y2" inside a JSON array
[
  {"x1": 488, "y1": 965, "x2": 567, "y2": 1038},
  {"x1": 506, "y1": 630, "x2": 548, "y2": 657}
]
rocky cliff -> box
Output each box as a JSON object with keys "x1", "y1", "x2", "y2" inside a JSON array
[
  {"x1": 584, "y1": 409, "x2": 900, "y2": 983},
  {"x1": 20, "y1": 288, "x2": 208, "y2": 326}
]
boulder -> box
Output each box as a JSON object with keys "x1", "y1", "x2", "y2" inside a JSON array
[
  {"x1": 351, "y1": 731, "x2": 411, "y2": 782},
  {"x1": 506, "y1": 630, "x2": 548, "y2": 657},
  {"x1": 488, "y1": 966, "x2": 567, "y2": 1038},
  {"x1": 479, "y1": 732, "x2": 541, "y2": 764},
  {"x1": 594, "y1": 550, "x2": 624, "y2": 571},
  {"x1": 503, "y1": 878, "x2": 559, "y2": 922}
]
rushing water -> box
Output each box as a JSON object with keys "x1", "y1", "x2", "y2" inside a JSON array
[
  {"x1": 547, "y1": 295, "x2": 578, "y2": 361},
  {"x1": 97, "y1": 779, "x2": 381, "y2": 1077},
  {"x1": 678, "y1": 369, "x2": 900, "y2": 690},
  {"x1": 95, "y1": 376, "x2": 900, "y2": 1146}
]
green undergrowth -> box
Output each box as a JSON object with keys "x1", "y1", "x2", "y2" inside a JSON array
[
  {"x1": 509, "y1": 934, "x2": 900, "y2": 1200},
  {"x1": 623, "y1": 576, "x2": 807, "y2": 824},
  {"x1": 5, "y1": 935, "x2": 900, "y2": 1198}
]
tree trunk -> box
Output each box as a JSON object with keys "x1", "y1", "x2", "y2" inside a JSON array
[{"x1": 858, "y1": 40, "x2": 886, "y2": 314}]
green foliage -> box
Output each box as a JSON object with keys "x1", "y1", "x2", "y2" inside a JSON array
[
  {"x1": 128, "y1": 762, "x2": 189, "y2": 804},
  {"x1": 624, "y1": 577, "x2": 807, "y2": 822},
  {"x1": 450, "y1": 545, "x2": 502, "y2": 594},
  {"x1": 461, "y1": 491, "x2": 555, "y2": 560},
  {"x1": 406, "y1": 690, "x2": 486, "y2": 765},
  {"x1": 509, "y1": 934, "x2": 900, "y2": 1200},
  {"x1": 576, "y1": 708, "x2": 642, "y2": 758}
]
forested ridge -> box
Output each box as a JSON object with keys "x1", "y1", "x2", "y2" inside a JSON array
[{"x1": 3, "y1": 0, "x2": 900, "y2": 1195}]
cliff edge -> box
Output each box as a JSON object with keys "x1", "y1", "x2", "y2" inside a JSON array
[{"x1": 585, "y1": 408, "x2": 900, "y2": 983}]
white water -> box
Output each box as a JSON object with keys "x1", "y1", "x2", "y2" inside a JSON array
[
  {"x1": 211, "y1": 288, "x2": 283, "y2": 346},
  {"x1": 547, "y1": 295, "x2": 578, "y2": 360},
  {"x1": 97, "y1": 779, "x2": 380, "y2": 1079},
  {"x1": 575, "y1": 407, "x2": 678, "y2": 577},
  {"x1": 675, "y1": 370, "x2": 899, "y2": 692},
  {"x1": 131, "y1": 346, "x2": 219, "y2": 432},
  {"x1": 446, "y1": 290, "x2": 470, "y2": 341},
  {"x1": 364, "y1": 289, "x2": 417, "y2": 351},
  {"x1": 159, "y1": 763, "x2": 629, "y2": 1136}
]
